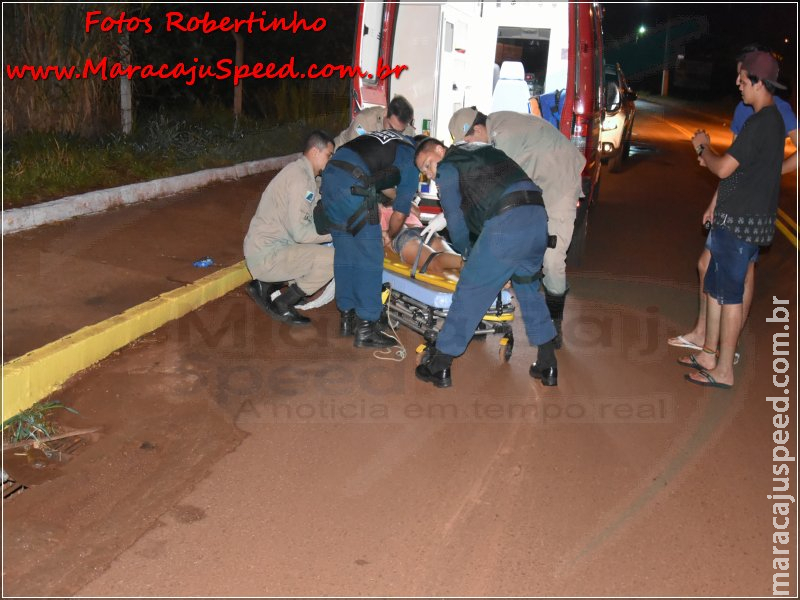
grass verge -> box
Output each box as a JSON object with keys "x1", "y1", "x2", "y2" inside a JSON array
[{"x1": 3, "y1": 106, "x2": 348, "y2": 210}]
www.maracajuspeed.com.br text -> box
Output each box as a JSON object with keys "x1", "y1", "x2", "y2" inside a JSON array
[{"x1": 6, "y1": 56, "x2": 407, "y2": 87}]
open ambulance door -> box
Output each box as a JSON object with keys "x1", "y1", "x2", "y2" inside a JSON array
[{"x1": 351, "y1": 2, "x2": 398, "y2": 118}]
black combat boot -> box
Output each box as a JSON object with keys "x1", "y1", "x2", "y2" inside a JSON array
[
  {"x1": 544, "y1": 287, "x2": 568, "y2": 349},
  {"x1": 353, "y1": 318, "x2": 396, "y2": 348},
  {"x1": 266, "y1": 283, "x2": 311, "y2": 325},
  {"x1": 415, "y1": 346, "x2": 454, "y2": 388},
  {"x1": 529, "y1": 337, "x2": 558, "y2": 386},
  {"x1": 246, "y1": 280, "x2": 281, "y2": 314},
  {"x1": 339, "y1": 309, "x2": 356, "y2": 336}
]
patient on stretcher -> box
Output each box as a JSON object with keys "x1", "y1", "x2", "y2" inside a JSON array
[{"x1": 379, "y1": 203, "x2": 463, "y2": 278}]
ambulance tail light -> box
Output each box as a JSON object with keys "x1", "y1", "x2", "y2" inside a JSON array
[{"x1": 571, "y1": 114, "x2": 588, "y2": 153}]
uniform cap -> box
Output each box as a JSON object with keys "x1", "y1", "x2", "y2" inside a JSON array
[{"x1": 448, "y1": 107, "x2": 479, "y2": 143}]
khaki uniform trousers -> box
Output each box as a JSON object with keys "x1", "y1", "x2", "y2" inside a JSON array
[{"x1": 247, "y1": 244, "x2": 333, "y2": 296}]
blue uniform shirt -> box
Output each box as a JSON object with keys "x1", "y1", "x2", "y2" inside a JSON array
[
  {"x1": 731, "y1": 96, "x2": 796, "y2": 136},
  {"x1": 324, "y1": 141, "x2": 418, "y2": 225},
  {"x1": 436, "y1": 162, "x2": 542, "y2": 254}
]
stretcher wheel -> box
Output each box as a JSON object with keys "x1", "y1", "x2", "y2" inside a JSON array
[{"x1": 499, "y1": 334, "x2": 514, "y2": 362}]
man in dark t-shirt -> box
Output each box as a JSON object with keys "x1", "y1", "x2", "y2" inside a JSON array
[{"x1": 682, "y1": 51, "x2": 786, "y2": 389}]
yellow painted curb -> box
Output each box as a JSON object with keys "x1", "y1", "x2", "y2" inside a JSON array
[{"x1": 2, "y1": 261, "x2": 251, "y2": 422}]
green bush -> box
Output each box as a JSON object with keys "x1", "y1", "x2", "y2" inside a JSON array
[{"x1": 2, "y1": 103, "x2": 349, "y2": 209}]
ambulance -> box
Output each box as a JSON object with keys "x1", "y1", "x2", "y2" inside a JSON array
[{"x1": 349, "y1": 0, "x2": 606, "y2": 218}]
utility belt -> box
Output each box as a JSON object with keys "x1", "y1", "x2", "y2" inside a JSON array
[
  {"x1": 313, "y1": 160, "x2": 401, "y2": 236},
  {"x1": 494, "y1": 189, "x2": 544, "y2": 217},
  {"x1": 469, "y1": 189, "x2": 546, "y2": 245},
  {"x1": 495, "y1": 190, "x2": 555, "y2": 248}
]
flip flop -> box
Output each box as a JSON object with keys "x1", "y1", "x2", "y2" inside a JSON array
[
  {"x1": 668, "y1": 335, "x2": 702, "y2": 350},
  {"x1": 685, "y1": 369, "x2": 732, "y2": 389},
  {"x1": 677, "y1": 355, "x2": 705, "y2": 370}
]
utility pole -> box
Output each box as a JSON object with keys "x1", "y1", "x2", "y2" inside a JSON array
[{"x1": 661, "y1": 15, "x2": 671, "y2": 96}]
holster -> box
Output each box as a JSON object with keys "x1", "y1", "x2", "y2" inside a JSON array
[{"x1": 329, "y1": 160, "x2": 401, "y2": 236}]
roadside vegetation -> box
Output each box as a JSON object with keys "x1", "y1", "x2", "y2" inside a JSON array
[
  {"x1": 2, "y1": 4, "x2": 355, "y2": 209},
  {"x1": 3, "y1": 99, "x2": 349, "y2": 209},
  {"x1": 2, "y1": 400, "x2": 79, "y2": 445}
]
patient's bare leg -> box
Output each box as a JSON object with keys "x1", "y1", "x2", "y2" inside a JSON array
[{"x1": 400, "y1": 239, "x2": 463, "y2": 276}]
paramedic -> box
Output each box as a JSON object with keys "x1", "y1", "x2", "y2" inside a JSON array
[
  {"x1": 414, "y1": 137, "x2": 559, "y2": 388},
  {"x1": 243, "y1": 130, "x2": 335, "y2": 326},
  {"x1": 320, "y1": 130, "x2": 420, "y2": 347},
  {"x1": 449, "y1": 108, "x2": 585, "y2": 348},
  {"x1": 334, "y1": 95, "x2": 416, "y2": 148}
]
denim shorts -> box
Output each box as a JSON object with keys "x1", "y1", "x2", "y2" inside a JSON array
[
  {"x1": 391, "y1": 227, "x2": 424, "y2": 255},
  {"x1": 705, "y1": 228, "x2": 759, "y2": 262},
  {"x1": 703, "y1": 226, "x2": 759, "y2": 304}
]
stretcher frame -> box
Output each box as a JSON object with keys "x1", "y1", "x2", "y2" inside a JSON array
[{"x1": 382, "y1": 251, "x2": 516, "y2": 362}]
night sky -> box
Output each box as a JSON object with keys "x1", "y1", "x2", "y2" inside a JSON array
[{"x1": 602, "y1": 2, "x2": 797, "y2": 100}]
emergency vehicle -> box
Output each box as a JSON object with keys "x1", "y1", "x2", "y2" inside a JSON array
[{"x1": 349, "y1": 1, "x2": 606, "y2": 214}]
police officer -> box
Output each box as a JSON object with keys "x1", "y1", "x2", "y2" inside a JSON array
[
  {"x1": 334, "y1": 95, "x2": 415, "y2": 148},
  {"x1": 414, "y1": 138, "x2": 559, "y2": 387},
  {"x1": 243, "y1": 130, "x2": 335, "y2": 325},
  {"x1": 320, "y1": 129, "x2": 419, "y2": 347},
  {"x1": 449, "y1": 108, "x2": 585, "y2": 348}
]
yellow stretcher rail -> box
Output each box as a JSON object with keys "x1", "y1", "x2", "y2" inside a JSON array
[{"x1": 383, "y1": 252, "x2": 458, "y2": 292}]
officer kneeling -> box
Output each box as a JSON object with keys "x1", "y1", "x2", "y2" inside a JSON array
[{"x1": 414, "y1": 138, "x2": 559, "y2": 387}]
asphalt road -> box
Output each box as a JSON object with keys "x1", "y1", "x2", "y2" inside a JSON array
[{"x1": 3, "y1": 98, "x2": 797, "y2": 597}]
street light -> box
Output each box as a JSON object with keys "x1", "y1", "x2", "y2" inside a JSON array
[{"x1": 636, "y1": 24, "x2": 646, "y2": 44}]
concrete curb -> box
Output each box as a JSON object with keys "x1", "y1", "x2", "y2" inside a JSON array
[
  {"x1": 3, "y1": 153, "x2": 299, "y2": 234},
  {"x1": 2, "y1": 261, "x2": 251, "y2": 422}
]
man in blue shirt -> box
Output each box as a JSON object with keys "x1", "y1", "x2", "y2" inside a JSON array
[
  {"x1": 683, "y1": 51, "x2": 786, "y2": 389},
  {"x1": 668, "y1": 46, "x2": 795, "y2": 357},
  {"x1": 320, "y1": 130, "x2": 419, "y2": 348},
  {"x1": 413, "y1": 138, "x2": 558, "y2": 387}
]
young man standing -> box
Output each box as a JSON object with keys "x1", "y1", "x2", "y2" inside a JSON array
[
  {"x1": 668, "y1": 45, "x2": 796, "y2": 354},
  {"x1": 684, "y1": 51, "x2": 786, "y2": 388}
]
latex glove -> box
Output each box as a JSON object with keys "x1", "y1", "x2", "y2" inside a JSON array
[{"x1": 420, "y1": 213, "x2": 447, "y2": 244}]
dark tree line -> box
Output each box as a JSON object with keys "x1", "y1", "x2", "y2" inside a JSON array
[{"x1": 3, "y1": 3, "x2": 358, "y2": 136}]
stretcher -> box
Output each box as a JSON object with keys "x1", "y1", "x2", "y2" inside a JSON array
[{"x1": 382, "y1": 250, "x2": 516, "y2": 362}]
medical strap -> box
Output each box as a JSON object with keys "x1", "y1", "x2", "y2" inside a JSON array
[{"x1": 419, "y1": 251, "x2": 441, "y2": 274}]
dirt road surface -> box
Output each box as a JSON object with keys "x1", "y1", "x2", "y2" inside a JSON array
[{"x1": 3, "y1": 99, "x2": 797, "y2": 597}]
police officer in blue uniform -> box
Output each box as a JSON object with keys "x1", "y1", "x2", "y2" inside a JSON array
[
  {"x1": 320, "y1": 130, "x2": 420, "y2": 347},
  {"x1": 413, "y1": 138, "x2": 559, "y2": 387}
]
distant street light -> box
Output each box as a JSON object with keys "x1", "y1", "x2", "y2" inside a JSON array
[{"x1": 636, "y1": 24, "x2": 646, "y2": 44}]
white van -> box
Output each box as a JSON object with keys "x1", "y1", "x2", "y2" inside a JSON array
[{"x1": 350, "y1": 1, "x2": 605, "y2": 208}]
